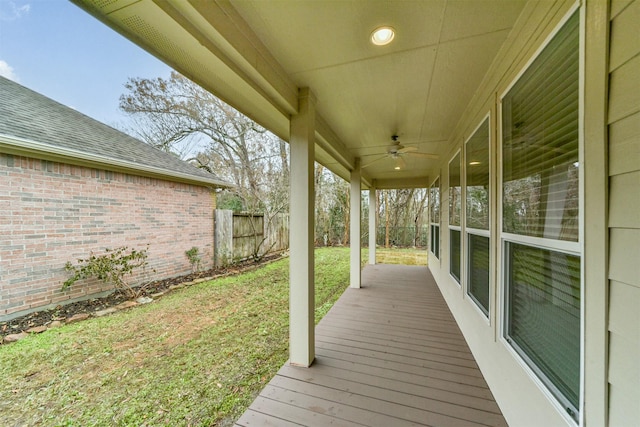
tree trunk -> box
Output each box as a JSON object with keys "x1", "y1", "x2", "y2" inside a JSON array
[{"x1": 385, "y1": 190, "x2": 390, "y2": 248}]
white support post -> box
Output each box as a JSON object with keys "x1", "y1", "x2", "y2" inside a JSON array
[
  {"x1": 289, "y1": 88, "x2": 316, "y2": 367},
  {"x1": 350, "y1": 158, "x2": 361, "y2": 288},
  {"x1": 368, "y1": 186, "x2": 377, "y2": 264}
]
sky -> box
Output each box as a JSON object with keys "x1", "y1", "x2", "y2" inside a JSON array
[{"x1": 0, "y1": 0, "x2": 172, "y2": 129}]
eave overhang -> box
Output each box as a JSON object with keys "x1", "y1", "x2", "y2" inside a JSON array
[
  {"x1": 71, "y1": 0, "x2": 363, "y2": 185},
  {"x1": 0, "y1": 133, "x2": 233, "y2": 189}
]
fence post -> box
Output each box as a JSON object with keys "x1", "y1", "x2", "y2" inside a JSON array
[{"x1": 214, "y1": 209, "x2": 233, "y2": 266}]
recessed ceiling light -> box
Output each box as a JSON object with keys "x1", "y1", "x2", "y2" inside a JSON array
[{"x1": 371, "y1": 26, "x2": 395, "y2": 46}]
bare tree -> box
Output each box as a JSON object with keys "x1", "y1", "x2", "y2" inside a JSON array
[
  {"x1": 120, "y1": 72, "x2": 290, "y2": 259},
  {"x1": 120, "y1": 72, "x2": 429, "y2": 252},
  {"x1": 376, "y1": 189, "x2": 428, "y2": 248}
]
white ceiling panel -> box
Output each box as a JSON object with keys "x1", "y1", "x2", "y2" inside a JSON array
[
  {"x1": 439, "y1": 0, "x2": 528, "y2": 42},
  {"x1": 74, "y1": 0, "x2": 528, "y2": 187},
  {"x1": 422, "y1": 29, "x2": 511, "y2": 143},
  {"x1": 232, "y1": 0, "x2": 446, "y2": 74},
  {"x1": 295, "y1": 45, "x2": 438, "y2": 151}
]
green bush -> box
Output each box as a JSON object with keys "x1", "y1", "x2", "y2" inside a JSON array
[
  {"x1": 63, "y1": 246, "x2": 151, "y2": 299},
  {"x1": 185, "y1": 246, "x2": 201, "y2": 272}
]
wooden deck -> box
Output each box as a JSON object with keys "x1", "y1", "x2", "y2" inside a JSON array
[{"x1": 235, "y1": 264, "x2": 507, "y2": 427}]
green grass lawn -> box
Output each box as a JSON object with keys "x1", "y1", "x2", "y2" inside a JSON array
[
  {"x1": 0, "y1": 247, "x2": 425, "y2": 426},
  {"x1": 374, "y1": 247, "x2": 428, "y2": 265}
]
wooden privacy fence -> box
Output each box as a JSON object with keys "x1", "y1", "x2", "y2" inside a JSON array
[{"x1": 214, "y1": 210, "x2": 289, "y2": 266}]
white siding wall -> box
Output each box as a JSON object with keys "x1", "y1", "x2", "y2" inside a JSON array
[
  {"x1": 428, "y1": 1, "x2": 592, "y2": 426},
  {"x1": 427, "y1": 0, "x2": 639, "y2": 424},
  {"x1": 607, "y1": 0, "x2": 640, "y2": 424}
]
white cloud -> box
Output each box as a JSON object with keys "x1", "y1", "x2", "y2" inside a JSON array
[
  {"x1": 0, "y1": 60, "x2": 20, "y2": 82},
  {"x1": 0, "y1": 2, "x2": 31, "y2": 21}
]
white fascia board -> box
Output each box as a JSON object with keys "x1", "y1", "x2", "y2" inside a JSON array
[{"x1": 178, "y1": 0, "x2": 299, "y2": 116}]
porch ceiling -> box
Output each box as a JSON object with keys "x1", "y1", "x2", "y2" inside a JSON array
[{"x1": 72, "y1": 0, "x2": 526, "y2": 188}]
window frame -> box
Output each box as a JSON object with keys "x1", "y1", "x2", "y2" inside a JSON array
[
  {"x1": 464, "y1": 114, "x2": 491, "y2": 318},
  {"x1": 448, "y1": 150, "x2": 462, "y2": 285},
  {"x1": 497, "y1": 4, "x2": 584, "y2": 425},
  {"x1": 429, "y1": 177, "x2": 440, "y2": 260}
]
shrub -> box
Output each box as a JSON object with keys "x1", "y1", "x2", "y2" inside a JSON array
[
  {"x1": 185, "y1": 246, "x2": 201, "y2": 272},
  {"x1": 62, "y1": 246, "x2": 151, "y2": 299}
]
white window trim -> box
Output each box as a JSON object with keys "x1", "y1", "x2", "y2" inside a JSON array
[
  {"x1": 466, "y1": 232, "x2": 491, "y2": 320},
  {"x1": 430, "y1": 223, "x2": 441, "y2": 260},
  {"x1": 496, "y1": 2, "x2": 584, "y2": 425},
  {"x1": 577, "y1": 3, "x2": 586, "y2": 424},
  {"x1": 502, "y1": 232, "x2": 580, "y2": 256},
  {"x1": 448, "y1": 150, "x2": 463, "y2": 286},
  {"x1": 467, "y1": 227, "x2": 490, "y2": 238},
  {"x1": 500, "y1": 239, "x2": 582, "y2": 422},
  {"x1": 429, "y1": 176, "x2": 441, "y2": 261},
  {"x1": 466, "y1": 231, "x2": 492, "y2": 320},
  {"x1": 464, "y1": 114, "x2": 492, "y2": 320}
]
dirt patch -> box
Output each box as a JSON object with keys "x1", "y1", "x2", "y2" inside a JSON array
[{"x1": 1, "y1": 253, "x2": 285, "y2": 341}]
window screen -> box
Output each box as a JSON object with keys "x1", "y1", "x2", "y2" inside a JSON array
[
  {"x1": 430, "y1": 224, "x2": 440, "y2": 258},
  {"x1": 450, "y1": 229, "x2": 461, "y2": 282},
  {"x1": 449, "y1": 153, "x2": 461, "y2": 227},
  {"x1": 506, "y1": 242, "x2": 581, "y2": 413},
  {"x1": 430, "y1": 178, "x2": 440, "y2": 258},
  {"x1": 449, "y1": 153, "x2": 461, "y2": 283},
  {"x1": 502, "y1": 11, "x2": 579, "y2": 242},
  {"x1": 466, "y1": 118, "x2": 490, "y2": 315},
  {"x1": 501, "y1": 10, "x2": 581, "y2": 420},
  {"x1": 466, "y1": 120, "x2": 490, "y2": 230},
  {"x1": 431, "y1": 178, "x2": 440, "y2": 223},
  {"x1": 468, "y1": 234, "x2": 490, "y2": 314}
]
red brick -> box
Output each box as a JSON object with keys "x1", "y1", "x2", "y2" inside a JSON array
[{"x1": 1, "y1": 155, "x2": 215, "y2": 318}]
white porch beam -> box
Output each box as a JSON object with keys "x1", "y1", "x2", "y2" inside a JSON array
[
  {"x1": 375, "y1": 176, "x2": 431, "y2": 189},
  {"x1": 289, "y1": 88, "x2": 316, "y2": 367},
  {"x1": 369, "y1": 186, "x2": 377, "y2": 265},
  {"x1": 159, "y1": 0, "x2": 298, "y2": 117},
  {"x1": 350, "y1": 158, "x2": 362, "y2": 288},
  {"x1": 72, "y1": 0, "x2": 365, "y2": 194},
  {"x1": 315, "y1": 115, "x2": 355, "y2": 171}
]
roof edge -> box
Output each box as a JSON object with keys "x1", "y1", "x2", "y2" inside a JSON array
[{"x1": 0, "y1": 133, "x2": 234, "y2": 189}]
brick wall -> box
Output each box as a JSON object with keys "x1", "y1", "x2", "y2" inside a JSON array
[{"x1": 0, "y1": 153, "x2": 215, "y2": 319}]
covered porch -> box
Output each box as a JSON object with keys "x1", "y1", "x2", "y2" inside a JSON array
[
  {"x1": 72, "y1": 1, "x2": 628, "y2": 425},
  {"x1": 236, "y1": 264, "x2": 506, "y2": 427}
]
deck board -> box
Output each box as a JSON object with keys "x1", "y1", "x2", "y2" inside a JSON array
[{"x1": 235, "y1": 264, "x2": 507, "y2": 427}]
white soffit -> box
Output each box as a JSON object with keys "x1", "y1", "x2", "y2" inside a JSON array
[
  {"x1": 74, "y1": 0, "x2": 528, "y2": 185},
  {"x1": 75, "y1": 0, "x2": 292, "y2": 141},
  {"x1": 231, "y1": 0, "x2": 526, "y2": 176}
]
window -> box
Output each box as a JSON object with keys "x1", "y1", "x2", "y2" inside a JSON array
[
  {"x1": 469, "y1": 234, "x2": 490, "y2": 312},
  {"x1": 501, "y1": 10, "x2": 580, "y2": 420},
  {"x1": 505, "y1": 242, "x2": 581, "y2": 411},
  {"x1": 449, "y1": 152, "x2": 461, "y2": 283},
  {"x1": 466, "y1": 118, "x2": 490, "y2": 315},
  {"x1": 430, "y1": 178, "x2": 440, "y2": 258}
]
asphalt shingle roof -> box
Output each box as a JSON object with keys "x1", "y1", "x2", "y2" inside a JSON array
[{"x1": 0, "y1": 76, "x2": 230, "y2": 187}]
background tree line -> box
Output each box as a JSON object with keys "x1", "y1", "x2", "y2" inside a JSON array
[{"x1": 120, "y1": 72, "x2": 428, "y2": 249}]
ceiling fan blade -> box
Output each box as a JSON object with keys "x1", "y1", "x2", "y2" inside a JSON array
[
  {"x1": 362, "y1": 155, "x2": 388, "y2": 168},
  {"x1": 411, "y1": 152, "x2": 440, "y2": 159},
  {"x1": 397, "y1": 146, "x2": 418, "y2": 154}
]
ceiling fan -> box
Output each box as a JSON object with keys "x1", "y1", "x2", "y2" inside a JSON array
[{"x1": 362, "y1": 135, "x2": 439, "y2": 170}]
